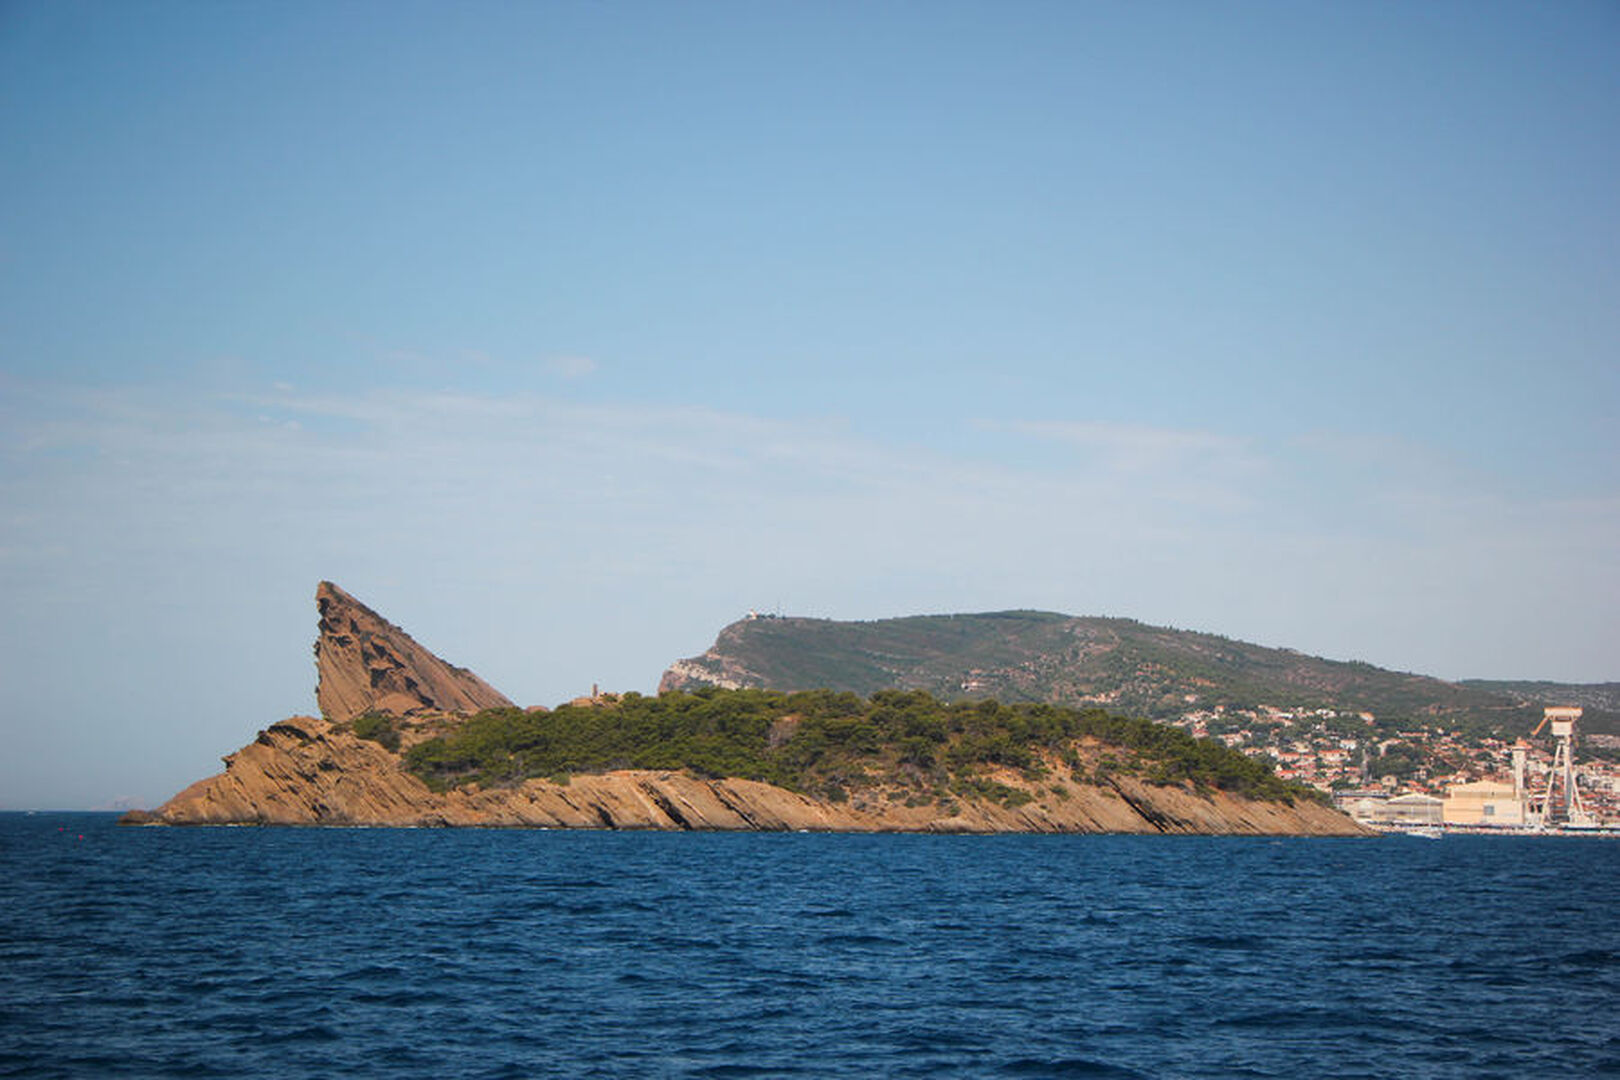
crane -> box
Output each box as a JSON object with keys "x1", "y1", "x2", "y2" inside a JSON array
[{"x1": 1531, "y1": 707, "x2": 1589, "y2": 827}]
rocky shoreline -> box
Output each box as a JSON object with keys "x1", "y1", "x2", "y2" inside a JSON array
[
  {"x1": 125, "y1": 582, "x2": 1367, "y2": 836},
  {"x1": 125, "y1": 713, "x2": 1364, "y2": 834}
]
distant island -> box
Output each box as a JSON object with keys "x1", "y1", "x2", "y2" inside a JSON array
[{"x1": 125, "y1": 583, "x2": 1363, "y2": 835}]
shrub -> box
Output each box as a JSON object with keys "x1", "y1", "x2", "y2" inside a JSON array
[
  {"x1": 401, "y1": 688, "x2": 1308, "y2": 805},
  {"x1": 351, "y1": 712, "x2": 401, "y2": 752}
]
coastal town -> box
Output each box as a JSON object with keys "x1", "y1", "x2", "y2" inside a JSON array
[{"x1": 1165, "y1": 704, "x2": 1620, "y2": 832}]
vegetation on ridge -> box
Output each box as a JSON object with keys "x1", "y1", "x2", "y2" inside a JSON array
[
  {"x1": 351, "y1": 711, "x2": 401, "y2": 752},
  {"x1": 403, "y1": 687, "x2": 1320, "y2": 807},
  {"x1": 663, "y1": 612, "x2": 1619, "y2": 738}
]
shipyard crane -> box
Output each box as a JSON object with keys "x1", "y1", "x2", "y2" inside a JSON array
[{"x1": 1531, "y1": 706, "x2": 1591, "y2": 827}]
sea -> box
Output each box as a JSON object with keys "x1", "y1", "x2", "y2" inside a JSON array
[{"x1": 2, "y1": 814, "x2": 1617, "y2": 1079}]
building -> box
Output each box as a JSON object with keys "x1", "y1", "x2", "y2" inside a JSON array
[
  {"x1": 1334, "y1": 790, "x2": 1387, "y2": 823},
  {"x1": 1383, "y1": 792, "x2": 1444, "y2": 827},
  {"x1": 1335, "y1": 790, "x2": 1443, "y2": 827},
  {"x1": 1442, "y1": 779, "x2": 1524, "y2": 827}
]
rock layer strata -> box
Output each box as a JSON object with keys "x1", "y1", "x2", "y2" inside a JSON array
[
  {"x1": 140, "y1": 714, "x2": 1363, "y2": 833},
  {"x1": 314, "y1": 581, "x2": 512, "y2": 722}
]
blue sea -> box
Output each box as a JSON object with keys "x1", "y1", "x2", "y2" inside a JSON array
[{"x1": 2, "y1": 814, "x2": 1617, "y2": 1079}]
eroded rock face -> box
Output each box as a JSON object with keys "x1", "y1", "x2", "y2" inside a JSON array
[
  {"x1": 139, "y1": 714, "x2": 1365, "y2": 834},
  {"x1": 313, "y1": 581, "x2": 512, "y2": 722}
]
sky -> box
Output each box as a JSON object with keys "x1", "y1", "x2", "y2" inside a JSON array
[{"x1": 1, "y1": 1, "x2": 1616, "y2": 809}]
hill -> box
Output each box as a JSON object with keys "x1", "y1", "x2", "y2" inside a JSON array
[
  {"x1": 1458, "y1": 680, "x2": 1620, "y2": 736},
  {"x1": 404, "y1": 686, "x2": 1323, "y2": 807},
  {"x1": 661, "y1": 611, "x2": 1613, "y2": 738}
]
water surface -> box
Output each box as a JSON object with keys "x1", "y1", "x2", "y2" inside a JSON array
[{"x1": 3, "y1": 815, "x2": 1616, "y2": 1078}]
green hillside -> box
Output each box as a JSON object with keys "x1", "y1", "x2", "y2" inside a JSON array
[
  {"x1": 404, "y1": 687, "x2": 1319, "y2": 806},
  {"x1": 1458, "y1": 680, "x2": 1620, "y2": 735},
  {"x1": 663, "y1": 611, "x2": 1608, "y2": 738}
]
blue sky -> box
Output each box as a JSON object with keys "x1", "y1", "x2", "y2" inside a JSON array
[{"x1": 2, "y1": 1, "x2": 1616, "y2": 809}]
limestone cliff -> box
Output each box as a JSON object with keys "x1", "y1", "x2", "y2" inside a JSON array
[
  {"x1": 314, "y1": 581, "x2": 512, "y2": 722},
  {"x1": 135, "y1": 713, "x2": 1363, "y2": 833}
]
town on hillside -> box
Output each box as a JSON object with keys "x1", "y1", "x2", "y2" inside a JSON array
[{"x1": 1164, "y1": 704, "x2": 1619, "y2": 831}]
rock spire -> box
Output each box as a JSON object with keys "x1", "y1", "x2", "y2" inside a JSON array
[{"x1": 313, "y1": 581, "x2": 512, "y2": 722}]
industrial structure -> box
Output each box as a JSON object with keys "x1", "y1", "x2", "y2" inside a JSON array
[
  {"x1": 1344, "y1": 705, "x2": 1607, "y2": 832},
  {"x1": 1527, "y1": 706, "x2": 1593, "y2": 827},
  {"x1": 1442, "y1": 780, "x2": 1524, "y2": 827},
  {"x1": 1459, "y1": 705, "x2": 1596, "y2": 830}
]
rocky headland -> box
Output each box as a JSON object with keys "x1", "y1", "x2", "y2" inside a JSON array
[{"x1": 126, "y1": 585, "x2": 1365, "y2": 835}]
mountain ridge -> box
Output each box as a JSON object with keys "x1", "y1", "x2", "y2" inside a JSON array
[{"x1": 661, "y1": 610, "x2": 1615, "y2": 736}]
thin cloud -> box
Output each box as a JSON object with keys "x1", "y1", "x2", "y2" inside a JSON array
[
  {"x1": 4, "y1": 382, "x2": 1616, "y2": 687},
  {"x1": 980, "y1": 418, "x2": 1269, "y2": 514},
  {"x1": 542, "y1": 355, "x2": 598, "y2": 379},
  {"x1": 988, "y1": 419, "x2": 1255, "y2": 468}
]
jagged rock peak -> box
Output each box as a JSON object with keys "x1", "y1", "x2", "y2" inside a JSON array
[{"x1": 313, "y1": 581, "x2": 513, "y2": 723}]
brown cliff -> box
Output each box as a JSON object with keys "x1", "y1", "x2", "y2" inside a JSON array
[
  {"x1": 138, "y1": 713, "x2": 1363, "y2": 833},
  {"x1": 313, "y1": 581, "x2": 512, "y2": 722}
]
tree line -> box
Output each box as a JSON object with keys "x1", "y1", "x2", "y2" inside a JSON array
[{"x1": 402, "y1": 687, "x2": 1319, "y2": 806}]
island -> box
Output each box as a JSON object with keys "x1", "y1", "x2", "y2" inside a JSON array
[{"x1": 123, "y1": 583, "x2": 1365, "y2": 835}]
